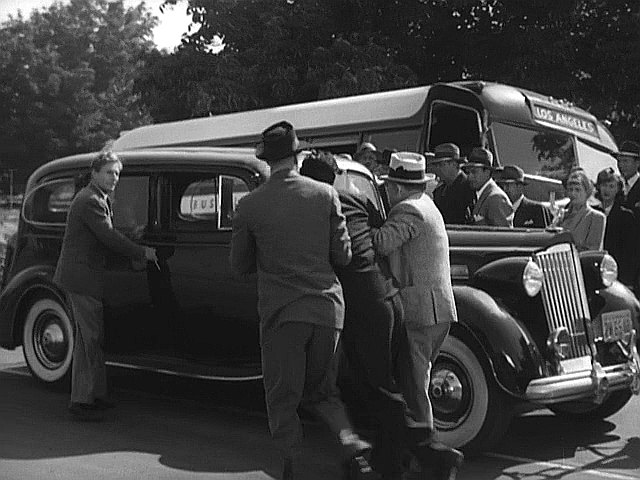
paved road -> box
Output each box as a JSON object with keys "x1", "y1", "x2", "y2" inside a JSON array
[{"x1": 1, "y1": 347, "x2": 639, "y2": 480}]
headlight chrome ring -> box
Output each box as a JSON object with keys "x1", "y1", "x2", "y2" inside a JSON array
[
  {"x1": 523, "y1": 259, "x2": 544, "y2": 297},
  {"x1": 600, "y1": 253, "x2": 618, "y2": 287}
]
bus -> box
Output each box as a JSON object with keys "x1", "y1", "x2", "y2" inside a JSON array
[{"x1": 112, "y1": 81, "x2": 619, "y2": 201}]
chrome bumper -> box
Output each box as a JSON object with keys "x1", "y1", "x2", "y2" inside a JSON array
[{"x1": 525, "y1": 342, "x2": 640, "y2": 404}]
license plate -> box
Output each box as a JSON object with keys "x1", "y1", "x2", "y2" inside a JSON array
[{"x1": 601, "y1": 310, "x2": 632, "y2": 342}]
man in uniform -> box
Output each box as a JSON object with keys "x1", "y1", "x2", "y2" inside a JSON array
[
  {"x1": 495, "y1": 165, "x2": 550, "y2": 228},
  {"x1": 230, "y1": 122, "x2": 373, "y2": 480},
  {"x1": 54, "y1": 151, "x2": 158, "y2": 421},
  {"x1": 373, "y1": 152, "x2": 464, "y2": 480},
  {"x1": 463, "y1": 147, "x2": 514, "y2": 227},
  {"x1": 429, "y1": 143, "x2": 475, "y2": 225}
]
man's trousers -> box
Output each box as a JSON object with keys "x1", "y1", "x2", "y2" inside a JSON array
[{"x1": 68, "y1": 292, "x2": 107, "y2": 405}]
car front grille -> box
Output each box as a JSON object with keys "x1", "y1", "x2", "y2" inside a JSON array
[{"x1": 534, "y1": 243, "x2": 592, "y2": 359}]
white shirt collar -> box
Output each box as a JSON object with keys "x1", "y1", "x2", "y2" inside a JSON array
[
  {"x1": 476, "y1": 178, "x2": 492, "y2": 200},
  {"x1": 512, "y1": 194, "x2": 524, "y2": 211}
]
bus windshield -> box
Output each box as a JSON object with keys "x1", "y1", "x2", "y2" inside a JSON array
[{"x1": 491, "y1": 122, "x2": 576, "y2": 182}]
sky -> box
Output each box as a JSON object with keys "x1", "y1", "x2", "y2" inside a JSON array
[{"x1": 0, "y1": 0, "x2": 193, "y2": 51}]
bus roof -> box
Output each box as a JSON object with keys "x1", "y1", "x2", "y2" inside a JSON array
[
  {"x1": 112, "y1": 86, "x2": 431, "y2": 151},
  {"x1": 111, "y1": 81, "x2": 617, "y2": 154}
]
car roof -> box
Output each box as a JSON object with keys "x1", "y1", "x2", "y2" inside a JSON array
[{"x1": 26, "y1": 147, "x2": 375, "y2": 191}]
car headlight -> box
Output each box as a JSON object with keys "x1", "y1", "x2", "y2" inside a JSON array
[
  {"x1": 600, "y1": 254, "x2": 618, "y2": 287},
  {"x1": 523, "y1": 259, "x2": 543, "y2": 297}
]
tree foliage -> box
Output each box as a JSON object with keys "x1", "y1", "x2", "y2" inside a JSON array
[
  {"x1": 144, "y1": 0, "x2": 640, "y2": 143},
  {"x1": 0, "y1": 0, "x2": 157, "y2": 183}
]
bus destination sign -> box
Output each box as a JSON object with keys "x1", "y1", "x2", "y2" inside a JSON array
[{"x1": 531, "y1": 103, "x2": 600, "y2": 138}]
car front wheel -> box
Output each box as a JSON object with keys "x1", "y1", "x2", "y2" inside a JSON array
[
  {"x1": 22, "y1": 297, "x2": 73, "y2": 388},
  {"x1": 431, "y1": 335, "x2": 513, "y2": 453}
]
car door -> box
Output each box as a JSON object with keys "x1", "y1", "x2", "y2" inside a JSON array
[
  {"x1": 101, "y1": 172, "x2": 158, "y2": 354},
  {"x1": 155, "y1": 167, "x2": 260, "y2": 364}
]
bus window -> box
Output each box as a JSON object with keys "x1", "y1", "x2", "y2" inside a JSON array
[
  {"x1": 427, "y1": 101, "x2": 482, "y2": 156},
  {"x1": 575, "y1": 139, "x2": 617, "y2": 182},
  {"x1": 364, "y1": 128, "x2": 422, "y2": 153},
  {"x1": 491, "y1": 122, "x2": 576, "y2": 182}
]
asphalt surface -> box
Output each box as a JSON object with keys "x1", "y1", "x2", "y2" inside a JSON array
[{"x1": 1, "y1": 347, "x2": 639, "y2": 480}]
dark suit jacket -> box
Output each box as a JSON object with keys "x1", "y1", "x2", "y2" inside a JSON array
[
  {"x1": 230, "y1": 169, "x2": 351, "y2": 332},
  {"x1": 472, "y1": 179, "x2": 514, "y2": 227},
  {"x1": 54, "y1": 183, "x2": 146, "y2": 299},
  {"x1": 336, "y1": 192, "x2": 396, "y2": 299},
  {"x1": 514, "y1": 196, "x2": 549, "y2": 228},
  {"x1": 432, "y1": 171, "x2": 475, "y2": 224},
  {"x1": 597, "y1": 202, "x2": 639, "y2": 285},
  {"x1": 623, "y1": 179, "x2": 640, "y2": 224}
]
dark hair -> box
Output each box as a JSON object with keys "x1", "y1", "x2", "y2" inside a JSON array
[
  {"x1": 595, "y1": 167, "x2": 625, "y2": 203},
  {"x1": 300, "y1": 150, "x2": 340, "y2": 185},
  {"x1": 91, "y1": 150, "x2": 122, "y2": 172}
]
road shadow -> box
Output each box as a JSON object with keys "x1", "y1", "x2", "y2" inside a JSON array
[
  {"x1": 464, "y1": 409, "x2": 640, "y2": 479},
  {"x1": 0, "y1": 370, "x2": 345, "y2": 479}
]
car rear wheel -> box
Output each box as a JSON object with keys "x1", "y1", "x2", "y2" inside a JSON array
[
  {"x1": 432, "y1": 335, "x2": 513, "y2": 453},
  {"x1": 549, "y1": 389, "x2": 632, "y2": 420},
  {"x1": 22, "y1": 297, "x2": 73, "y2": 389}
]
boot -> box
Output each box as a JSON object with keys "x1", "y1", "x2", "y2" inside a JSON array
[{"x1": 411, "y1": 441, "x2": 464, "y2": 480}]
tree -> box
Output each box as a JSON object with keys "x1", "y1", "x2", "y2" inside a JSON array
[
  {"x1": 135, "y1": 0, "x2": 417, "y2": 120},
  {"x1": 0, "y1": 0, "x2": 157, "y2": 185},
  {"x1": 147, "y1": 0, "x2": 640, "y2": 143}
]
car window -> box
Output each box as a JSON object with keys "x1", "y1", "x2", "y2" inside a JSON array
[
  {"x1": 171, "y1": 173, "x2": 249, "y2": 231},
  {"x1": 112, "y1": 175, "x2": 149, "y2": 237},
  {"x1": 22, "y1": 178, "x2": 76, "y2": 226}
]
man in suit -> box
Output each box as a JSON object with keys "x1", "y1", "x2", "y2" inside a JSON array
[
  {"x1": 230, "y1": 122, "x2": 373, "y2": 480},
  {"x1": 300, "y1": 151, "x2": 410, "y2": 480},
  {"x1": 54, "y1": 151, "x2": 157, "y2": 421},
  {"x1": 462, "y1": 147, "x2": 514, "y2": 227},
  {"x1": 429, "y1": 143, "x2": 475, "y2": 225},
  {"x1": 495, "y1": 165, "x2": 550, "y2": 228},
  {"x1": 615, "y1": 140, "x2": 640, "y2": 215},
  {"x1": 373, "y1": 152, "x2": 463, "y2": 480}
]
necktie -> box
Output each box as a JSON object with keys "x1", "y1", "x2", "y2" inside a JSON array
[{"x1": 106, "y1": 196, "x2": 113, "y2": 220}]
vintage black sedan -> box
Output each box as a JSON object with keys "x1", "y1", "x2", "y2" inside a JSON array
[{"x1": 0, "y1": 147, "x2": 638, "y2": 452}]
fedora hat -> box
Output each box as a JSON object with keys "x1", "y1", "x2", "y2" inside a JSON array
[
  {"x1": 462, "y1": 147, "x2": 494, "y2": 170},
  {"x1": 255, "y1": 121, "x2": 301, "y2": 163},
  {"x1": 381, "y1": 151, "x2": 431, "y2": 184},
  {"x1": 495, "y1": 165, "x2": 527, "y2": 185},
  {"x1": 614, "y1": 140, "x2": 640, "y2": 160},
  {"x1": 429, "y1": 143, "x2": 464, "y2": 165}
]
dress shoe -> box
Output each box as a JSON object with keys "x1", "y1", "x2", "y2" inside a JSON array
[
  {"x1": 68, "y1": 402, "x2": 105, "y2": 422},
  {"x1": 92, "y1": 398, "x2": 116, "y2": 410},
  {"x1": 343, "y1": 451, "x2": 378, "y2": 480},
  {"x1": 412, "y1": 441, "x2": 463, "y2": 480}
]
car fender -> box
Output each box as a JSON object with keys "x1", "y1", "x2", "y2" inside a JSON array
[
  {"x1": 452, "y1": 285, "x2": 546, "y2": 398},
  {"x1": 0, "y1": 265, "x2": 68, "y2": 348}
]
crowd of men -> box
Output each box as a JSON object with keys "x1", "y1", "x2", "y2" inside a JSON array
[
  {"x1": 53, "y1": 117, "x2": 639, "y2": 480},
  {"x1": 230, "y1": 122, "x2": 464, "y2": 480}
]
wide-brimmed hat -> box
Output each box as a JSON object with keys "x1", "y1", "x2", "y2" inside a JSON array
[
  {"x1": 495, "y1": 165, "x2": 527, "y2": 185},
  {"x1": 255, "y1": 121, "x2": 301, "y2": 162},
  {"x1": 614, "y1": 140, "x2": 640, "y2": 160},
  {"x1": 429, "y1": 143, "x2": 465, "y2": 165},
  {"x1": 462, "y1": 147, "x2": 494, "y2": 170},
  {"x1": 381, "y1": 151, "x2": 431, "y2": 184}
]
